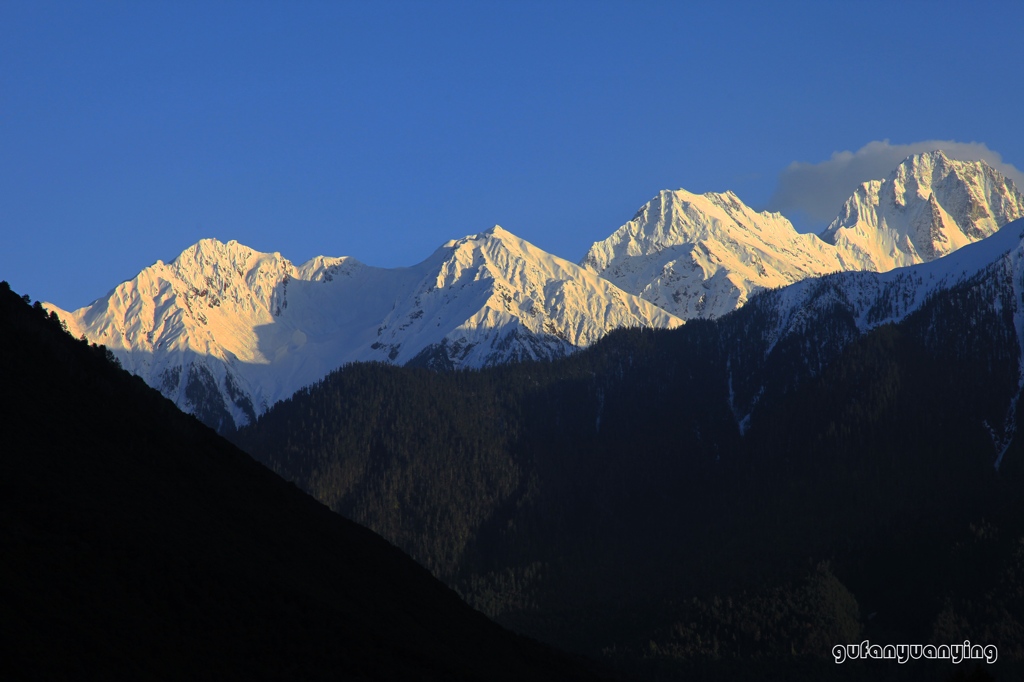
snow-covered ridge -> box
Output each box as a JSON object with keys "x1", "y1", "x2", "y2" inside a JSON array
[
  {"x1": 44, "y1": 152, "x2": 1024, "y2": 432},
  {"x1": 48, "y1": 227, "x2": 681, "y2": 430},
  {"x1": 719, "y1": 217, "x2": 1024, "y2": 441},
  {"x1": 583, "y1": 152, "x2": 1024, "y2": 320},
  {"x1": 760, "y1": 217, "x2": 1024, "y2": 344}
]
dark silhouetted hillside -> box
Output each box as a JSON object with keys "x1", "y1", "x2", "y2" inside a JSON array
[{"x1": 0, "y1": 281, "x2": 612, "y2": 681}]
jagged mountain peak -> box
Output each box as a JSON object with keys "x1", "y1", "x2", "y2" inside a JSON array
[
  {"x1": 440, "y1": 224, "x2": 534, "y2": 261},
  {"x1": 584, "y1": 188, "x2": 791, "y2": 271},
  {"x1": 176, "y1": 236, "x2": 258, "y2": 259},
  {"x1": 481, "y1": 223, "x2": 513, "y2": 238},
  {"x1": 381, "y1": 226, "x2": 682, "y2": 366},
  {"x1": 169, "y1": 237, "x2": 357, "y2": 283},
  {"x1": 887, "y1": 149, "x2": 1001, "y2": 189},
  {"x1": 581, "y1": 188, "x2": 844, "y2": 319},
  {"x1": 426, "y1": 226, "x2": 684, "y2": 342},
  {"x1": 51, "y1": 229, "x2": 681, "y2": 431},
  {"x1": 46, "y1": 238, "x2": 367, "y2": 431},
  {"x1": 44, "y1": 152, "x2": 1024, "y2": 433},
  {"x1": 583, "y1": 153, "x2": 1024, "y2": 321},
  {"x1": 821, "y1": 151, "x2": 1024, "y2": 270},
  {"x1": 171, "y1": 238, "x2": 282, "y2": 281},
  {"x1": 440, "y1": 224, "x2": 526, "y2": 258}
]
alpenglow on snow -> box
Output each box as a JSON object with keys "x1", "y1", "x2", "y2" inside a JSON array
[
  {"x1": 48, "y1": 227, "x2": 682, "y2": 431},
  {"x1": 47, "y1": 151, "x2": 1024, "y2": 432},
  {"x1": 582, "y1": 151, "x2": 1024, "y2": 319}
]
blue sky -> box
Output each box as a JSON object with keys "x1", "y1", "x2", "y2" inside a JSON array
[{"x1": 3, "y1": 0, "x2": 1023, "y2": 309}]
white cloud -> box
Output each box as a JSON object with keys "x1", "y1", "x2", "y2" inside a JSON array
[{"x1": 766, "y1": 140, "x2": 1024, "y2": 230}]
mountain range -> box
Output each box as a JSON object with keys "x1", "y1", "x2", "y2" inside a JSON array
[
  {"x1": 582, "y1": 150, "x2": 1024, "y2": 318},
  {"x1": 50, "y1": 227, "x2": 680, "y2": 431},
  {"x1": 14, "y1": 149, "x2": 1024, "y2": 679},
  {"x1": 233, "y1": 214, "x2": 1024, "y2": 680},
  {"x1": 47, "y1": 151, "x2": 1024, "y2": 431}
]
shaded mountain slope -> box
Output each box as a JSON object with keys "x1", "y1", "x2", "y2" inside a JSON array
[
  {"x1": 0, "y1": 282, "x2": 611, "y2": 681},
  {"x1": 235, "y1": 224, "x2": 1024, "y2": 680}
]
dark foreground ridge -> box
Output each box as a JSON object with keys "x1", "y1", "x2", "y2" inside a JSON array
[{"x1": 0, "y1": 281, "x2": 613, "y2": 681}]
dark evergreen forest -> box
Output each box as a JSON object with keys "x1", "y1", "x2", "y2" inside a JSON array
[
  {"x1": 0, "y1": 282, "x2": 612, "y2": 681},
  {"x1": 235, "y1": 272, "x2": 1024, "y2": 681}
]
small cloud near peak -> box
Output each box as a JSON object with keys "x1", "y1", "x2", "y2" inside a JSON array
[{"x1": 766, "y1": 140, "x2": 1024, "y2": 231}]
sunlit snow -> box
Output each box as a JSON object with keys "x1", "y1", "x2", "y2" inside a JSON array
[{"x1": 48, "y1": 228, "x2": 682, "y2": 429}]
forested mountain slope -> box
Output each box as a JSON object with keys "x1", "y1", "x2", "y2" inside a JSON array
[
  {"x1": 236, "y1": 222, "x2": 1024, "y2": 680},
  {"x1": 0, "y1": 282, "x2": 611, "y2": 682}
]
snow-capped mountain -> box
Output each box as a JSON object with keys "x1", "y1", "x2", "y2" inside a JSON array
[
  {"x1": 821, "y1": 150, "x2": 1024, "y2": 270},
  {"x1": 580, "y1": 189, "x2": 846, "y2": 319},
  {"x1": 583, "y1": 152, "x2": 1024, "y2": 319},
  {"x1": 48, "y1": 227, "x2": 681, "y2": 431},
  {"x1": 43, "y1": 152, "x2": 1024, "y2": 433}
]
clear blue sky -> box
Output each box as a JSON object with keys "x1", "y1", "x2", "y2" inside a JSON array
[{"x1": 3, "y1": 0, "x2": 1023, "y2": 309}]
